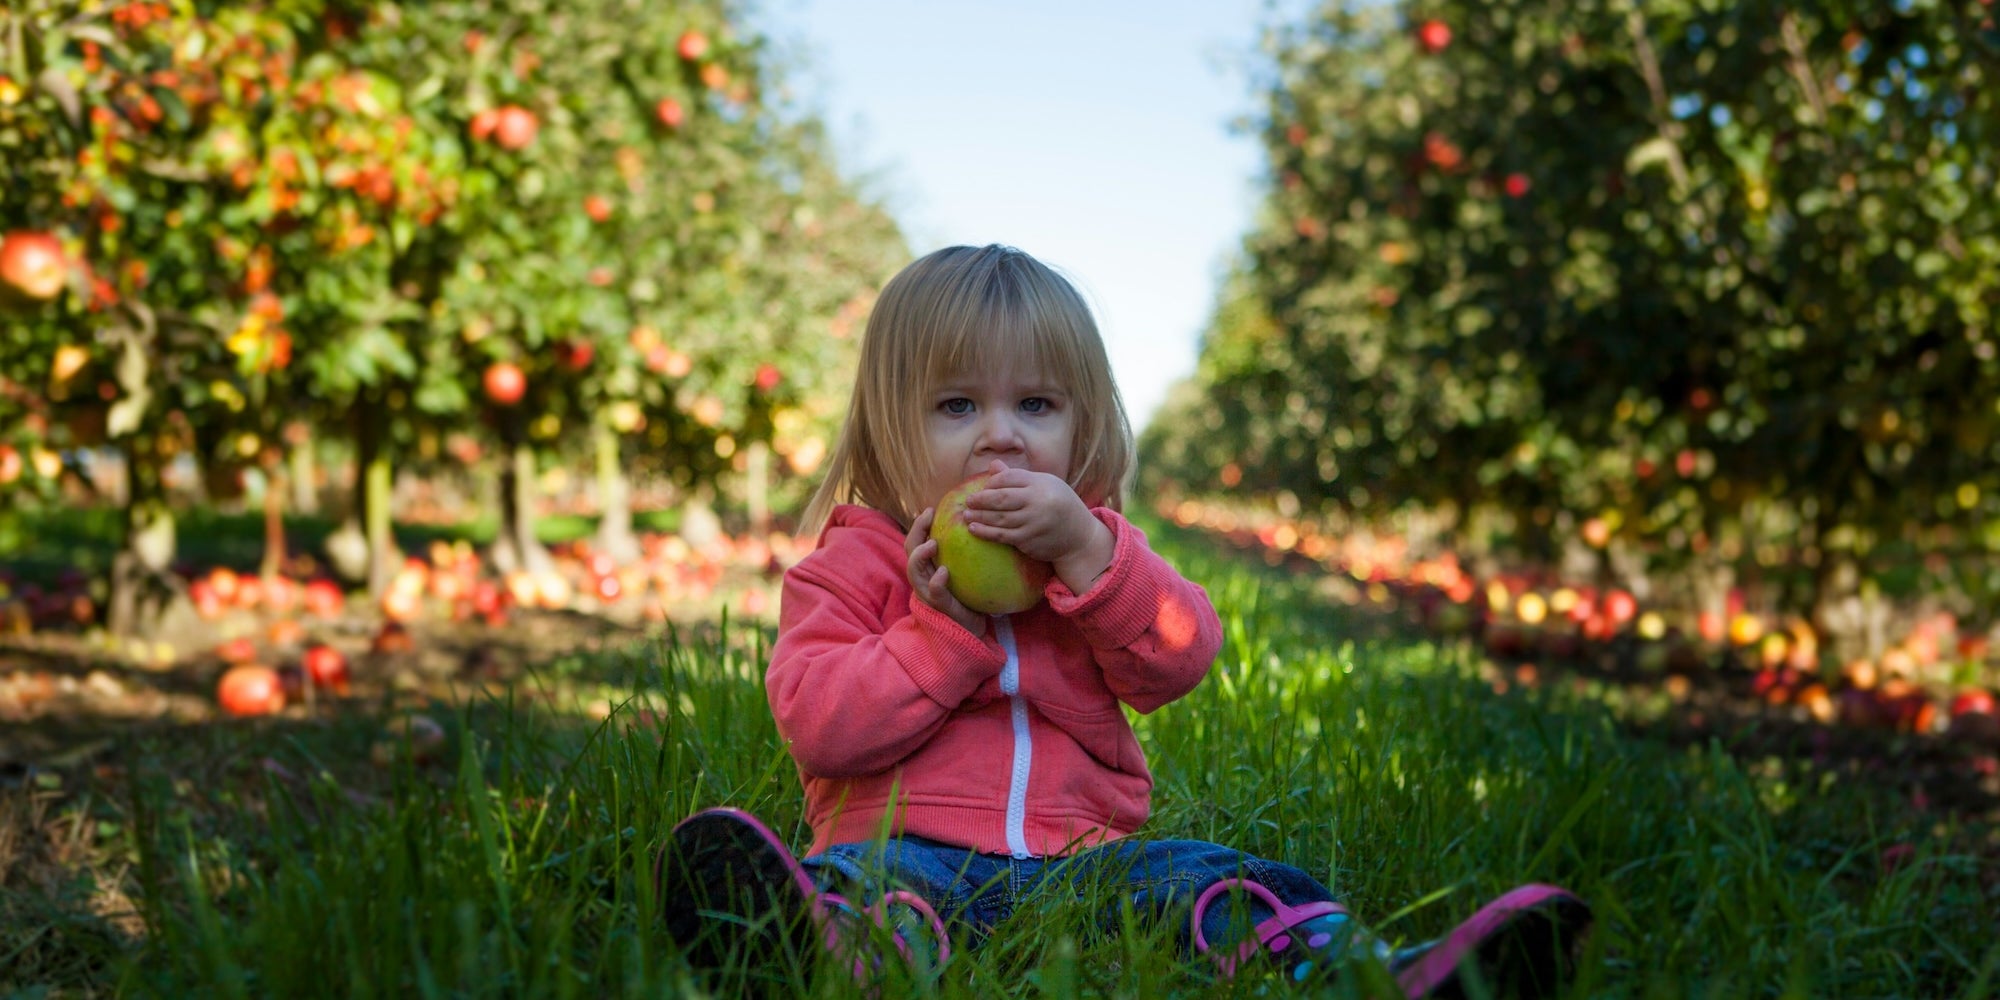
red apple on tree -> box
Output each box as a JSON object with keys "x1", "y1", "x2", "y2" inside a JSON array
[
  {"x1": 0, "y1": 231, "x2": 67, "y2": 302},
  {"x1": 655, "y1": 97, "x2": 686, "y2": 130},
  {"x1": 470, "y1": 108, "x2": 500, "y2": 142},
  {"x1": 557, "y1": 338, "x2": 595, "y2": 371},
  {"x1": 753, "y1": 362, "x2": 781, "y2": 392},
  {"x1": 584, "y1": 194, "x2": 612, "y2": 223},
  {"x1": 492, "y1": 105, "x2": 538, "y2": 150},
  {"x1": 1417, "y1": 19, "x2": 1452, "y2": 53},
  {"x1": 484, "y1": 362, "x2": 526, "y2": 406},
  {"x1": 677, "y1": 29, "x2": 709, "y2": 61},
  {"x1": 930, "y1": 471, "x2": 1053, "y2": 615}
]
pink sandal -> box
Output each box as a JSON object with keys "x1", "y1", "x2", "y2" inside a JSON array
[
  {"x1": 1191, "y1": 877, "x2": 1590, "y2": 998},
  {"x1": 657, "y1": 808, "x2": 950, "y2": 978},
  {"x1": 1190, "y1": 877, "x2": 1355, "y2": 977},
  {"x1": 1392, "y1": 883, "x2": 1591, "y2": 999}
]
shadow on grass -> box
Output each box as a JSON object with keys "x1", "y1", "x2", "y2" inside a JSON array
[
  {"x1": 2, "y1": 619, "x2": 773, "y2": 996},
  {"x1": 0, "y1": 505, "x2": 687, "y2": 586}
]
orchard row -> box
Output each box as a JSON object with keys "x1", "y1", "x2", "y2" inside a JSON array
[
  {"x1": 0, "y1": 1, "x2": 906, "y2": 634},
  {"x1": 1145, "y1": 0, "x2": 2000, "y2": 633},
  {"x1": 1164, "y1": 495, "x2": 2000, "y2": 749}
]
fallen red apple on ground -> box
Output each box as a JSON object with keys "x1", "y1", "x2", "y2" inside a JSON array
[
  {"x1": 189, "y1": 580, "x2": 225, "y2": 620},
  {"x1": 302, "y1": 578, "x2": 344, "y2": 618},
  {"x1": 371, "y1": 621, "x2": 416, "y2": 655},
  {"x1": 267, "y1": 618, "x2": 306, "y2": 646},
  {"x1": 303, "y1": 644, "x2": 350, "y2": 694},
  {"x1": 217, "y1": 664, "x2": 286, "y2": 717},
  {"x1": 207, "y1": 567, "x2": 242, "y2": 605},
  {"x1": 1951, "y1": 689, "x2": 1996, "y2": 719}
]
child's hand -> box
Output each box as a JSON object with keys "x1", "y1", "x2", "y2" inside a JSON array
[
  {"x1": 906, "y1": 507, "x2": 987, "y2": 635},
  {"x1": 960, "y1": 461, "x2": 1116, "y2": 594}
]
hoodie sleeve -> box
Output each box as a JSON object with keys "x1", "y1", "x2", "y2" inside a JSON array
[
  {"x1": 1045, "y1": 508, "x2": 1222, "y2": 714},
  {"x1": 766, "y1": 523, "x2": 1008, "y2": 779}
]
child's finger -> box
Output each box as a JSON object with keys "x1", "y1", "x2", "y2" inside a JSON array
[
  {"x1": 907, "y1": 507, "x2": 937, "y2": 544},
  {"x1": 965, "y1": 488, "x2": 1017, "y2": 511},
  {"x1": 986, "y1": 466, "x2": 1035, "y2": 491}
]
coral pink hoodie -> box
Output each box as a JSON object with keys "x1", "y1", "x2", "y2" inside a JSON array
[{"x1": 768, "y1": 504, "x2": 1222, "y2": 858}]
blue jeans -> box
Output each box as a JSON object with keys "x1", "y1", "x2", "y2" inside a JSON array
[{"x1": 802, "y1": 836, "x2": 1335, "y2": 953}]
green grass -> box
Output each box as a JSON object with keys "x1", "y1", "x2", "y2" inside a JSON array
[{"x1": 12, "y1": 516, "x2": 2000, "y2": 997}]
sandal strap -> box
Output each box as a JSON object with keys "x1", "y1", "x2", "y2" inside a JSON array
[{"x1": 1191, "y1": 877, "x2": 1349, "y2": 977}]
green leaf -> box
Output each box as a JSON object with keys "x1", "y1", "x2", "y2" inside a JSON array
[
  {"x1": 34, "y1": 66, "x2": 79, "y2": 127},
  {"x1": 1625, "y1": 135, "x2": 1678, "y2": 176}
]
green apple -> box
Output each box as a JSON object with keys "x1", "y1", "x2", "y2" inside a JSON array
[{"x1": 931, "y1": 472, "x2": 1053, "y2": 615}]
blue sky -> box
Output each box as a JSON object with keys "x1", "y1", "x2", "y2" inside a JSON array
[{"x1": 758, "y1": 1, "x2": 1290, "y2": 429}]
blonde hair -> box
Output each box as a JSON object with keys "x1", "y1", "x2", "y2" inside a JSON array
[{"x1": 802, "y1": 244, "x2": 1134, "y2": 533}]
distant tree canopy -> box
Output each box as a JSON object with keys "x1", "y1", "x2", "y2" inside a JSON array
[
  {"x1": 0, "y1": 0, "x2": 906, "y2": 631},
  {"x1": 1146, "y1": 0, "x2": 2000, "y2": 608}
]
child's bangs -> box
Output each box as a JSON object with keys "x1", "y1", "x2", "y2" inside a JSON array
[{"x1": 919, "y1": 274, "x2": 1089, "y2": 393}]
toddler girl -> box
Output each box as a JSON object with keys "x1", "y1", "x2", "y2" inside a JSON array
[{"x1": 658, "y1": 244, "x2": 1591, "y2": 995}]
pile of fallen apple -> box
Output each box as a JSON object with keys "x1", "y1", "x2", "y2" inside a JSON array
[
  {"x1": 1160, "y1": 497, "x2": 2000, "y2": 746},
  {"x1": 0, "y1": 528, "x2": 804, "y2": 726}
]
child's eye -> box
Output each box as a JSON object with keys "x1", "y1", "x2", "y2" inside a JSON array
[
  {"x1": 940, "y1": 398, "x2": 974, "y2": 415},
  {"x1": 1021, "y1": 397, "x2": 1050, "y2": 414}
]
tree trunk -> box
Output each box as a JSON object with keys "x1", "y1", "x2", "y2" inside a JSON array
[
  {"x1": 679, "y1": 484, "x2": 725, "y2": 560},
  {"x1": 289, "y1": 427, "x2": 319, "y2": 516},
  {"x1": 352, "y1": 398, "x2": 401, "y2": 597},
  {"x1": 365, "y1": 446, "x2": 396, "y2": 596},
  {"x1": 106, "y1": 444, "x2": 180, "y2": 637},
  {"x1": 746, "y1": 440, "x2": 770, "y2": 537},
  {"x1": 491, "y1": 413, "x2": 551, "y2": 577},
  {"x1": 259, "y1": 457, "x2": 287, "y2": 579},
  {"x1": 592, "y1": 414, "x2": 639, "y2": 564}
]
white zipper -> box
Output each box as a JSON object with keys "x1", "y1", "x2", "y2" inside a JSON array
[{"x1": 994, "y1": 615, "x2": 1034, "y2": 859}]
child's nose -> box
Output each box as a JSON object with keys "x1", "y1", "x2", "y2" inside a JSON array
[{"x1": 974, "y1": 411, "x2": 1026, "y2": 454}]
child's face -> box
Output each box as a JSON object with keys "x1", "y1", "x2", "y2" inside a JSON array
[{"x1": 922, "y1": 359, "x2": 1075, "y2": 507}]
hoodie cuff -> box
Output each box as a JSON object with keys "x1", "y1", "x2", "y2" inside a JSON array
[
  {"x1": 1045, "y1": 508, "x2": 1155, "y2": 651},
  {"x1": 884, "y1": 593, "x2": 1006, "y2": 706}
]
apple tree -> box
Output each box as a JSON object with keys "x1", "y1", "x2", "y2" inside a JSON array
[{"x1": 1149, "y1": 0, "x2": 2000, "y2": 626}]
